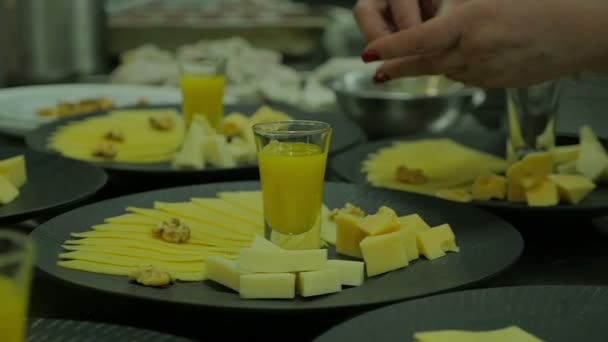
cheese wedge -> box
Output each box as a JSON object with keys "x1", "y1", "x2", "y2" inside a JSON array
[
  {"x1": 202, "y1": 135, "x2": 236, "y2": 168},
  {"x1": 472, "y1": 173, "x2": 506, "y2": 201},
  {"x1": 0, "y1": 155, "x2": 27, "y2": 188},
  {"x1": 171, "y1": 118, "x2": 205, "y2": 170},
  {"x1": 417, "y1": 224, "x2": 459, "y2": 260},
  {"x1": 356, "y1": 206, "x2": 401, "y2": 236},
  {"x1": 205, "y1": 256, "x2": 244, "y2": 291},
  {"x1": 239, "y1": 273, "x2": 295, "y2": 299},
  {"x1": 551, "y1": 145, "x2": 579, "y2": 164},
  {"x1": 360, "y1": 231, "x2": 408, "y2": 277},
  {"x1": 335, "y1": 213, "x2": 367, "y2": 258},
  {"x1": 548, "y1": 174, "x2": 596, "y2": 204},
  {"x1": 576, "y1": 126, "x2": 608, "y2": 181},
  {"x1": 297, "y1": 269, "x2": 342, "y2": 297},
  {"x1": 236, "y1": 248, "x2": 327, "y2": 273},
  {"x1": 0, "y1": 175, "x2": 19, "y2": 204},
  {"x1": 525, "y1": 179, "x2": 559, "y2": 207}
]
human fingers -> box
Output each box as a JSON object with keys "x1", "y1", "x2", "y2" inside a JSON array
[
  {"x1": 363, "y1": 4, "x2": 470, "y2": 61},
  {"x1": 372, "y1": 51, "x2": 466, "y2": 83},
  {"x1": 354, "y1": 0, "x2": 396, "y2": 43},
  {"x1": 388, "y1": 0, "x2": 422, "y2": 29}
]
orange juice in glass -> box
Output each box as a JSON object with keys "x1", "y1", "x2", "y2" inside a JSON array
[
  {"x1": 0, "y1": 230, "x2": 34, "y2": 342},
  {"x1": 179, "y1": 57, "x2": 226, "y2": 129},
  {"x1": 254, "y1": 121, "x2": 331, "y2": 245}
]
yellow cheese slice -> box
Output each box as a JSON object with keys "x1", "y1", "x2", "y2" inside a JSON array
[
  {"x1": 61, "y1": 244, "x2": 208, "y2": 261},
  {"x1": 363, "y1": 139, "x2": 507, "y2": 196},
  {"x1": 59, "y1": 251, "x2": 204, "y2": 273},
  {"x1": 64, "y1": 237, "x2": 238, "y2": 255},
  {"x1": 155, "y1": 201, "x2": 261, "y2": 236},
  {"x1": 105, "y1": 213, "x2": 161, "y2": 226},
  {"x1": 57, "y1": 260, "x2": 204, "y2": 281},
  {"x1": 217, "y1": 191, "x2": 263, "y2": 214},
  {"x1": 191, "y1": 198, "x2": 263, "y2": 227},
  {"x1": 414, "y1": 325, "x2": 544, "y2": 342}
]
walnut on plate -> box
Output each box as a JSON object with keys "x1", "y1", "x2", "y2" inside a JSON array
[
  {"x1": 149, "y1": 115, "x2": 175, "y2": 131},
  {"x1": 395, "y1": 165, "x2": 427, "y2": 184},
  {"x1": 104, "y1": 129, "x2": 124, "y2": 142},
  {"x1": 152, "y1": 218, "x2": 191, "y2": 243},
  {"x1": 129, "y1": 265, "x2": 173, "y2": 287},
  {"x1": 92, "y1": 142, "x2": 117, "y2": 159},
  {"x1": 329, "y1": 202, "x2": 365, "y2": 220}
]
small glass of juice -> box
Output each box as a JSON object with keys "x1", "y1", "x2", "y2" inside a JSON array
[
  {"x1": 0, "y1": 230, "x2": 35, "y2": 342},
  {"x1": 178, "y1": 56, "x2": 226, "y2": 129},
  {"x1": 253, "y1": 121, "x2": 332, "y2": 245}
]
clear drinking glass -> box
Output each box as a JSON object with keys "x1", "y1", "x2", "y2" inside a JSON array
[
  {"x1": 253, "y1": 121, "x2": 332, "y2": 249},
  {"x1": 178, "y1": 56, "x2": 226, "y2": 129},
  {"x1": 506, "y1": 80, "x2": 562, "y2": 158},
  {"x1": 0, "y1": 230, "x2": 35, "y2": 342}
]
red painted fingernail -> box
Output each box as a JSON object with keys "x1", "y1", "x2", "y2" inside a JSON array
[
  {"x1": 373, "y1": 72, "x2": 391, "y2": 84},
  {"x1": 361, "y1": 49, "x2": 380, "y2": 63}
]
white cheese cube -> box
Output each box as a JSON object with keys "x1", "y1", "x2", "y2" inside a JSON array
[
  {"x1": 327, "y1": 259, "x2": 365, "y2": 287},
  {"x1": 239, "y1": 273, "x2": 295, "y2": 299}
]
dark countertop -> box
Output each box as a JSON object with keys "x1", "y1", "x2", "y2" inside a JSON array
[{"x1": 3, "y1": 75, "x2": 608, "y2": 341}]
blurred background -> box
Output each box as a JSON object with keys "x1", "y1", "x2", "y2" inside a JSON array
[{"x1": 1, "y1": 0, "x2": 607, "y2": 139}]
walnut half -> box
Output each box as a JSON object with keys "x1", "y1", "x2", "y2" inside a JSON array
[
  {"x1": 129, "y1": 265, "x2": 173, "y2": 287},
  {"x1": 92, "y1": 143, "x2": 117, "y2": 159},
  {"x1": 396, "y1": 165, "x2": 427, "y2": 185},
  {"x1": 149, "y1": 115, "x2": 175, "y2": 131},
  {"x1": 152, "y1": 218, "x2": 191, "y2": 243},
  {"x1": 104, "y1": 129, "x2": 124, "y2": 142}
]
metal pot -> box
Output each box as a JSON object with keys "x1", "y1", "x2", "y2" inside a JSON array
[{"x1": 2, "y1": 0, "x2": 108, "y2": 84}]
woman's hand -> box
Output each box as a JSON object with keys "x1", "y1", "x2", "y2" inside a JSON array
[
  {"x1": 361, "y1": 0, "x2": 608, "y2": 87},
  {"x1": 353, "y1": 0, "x2": 440, "y2": 45}
]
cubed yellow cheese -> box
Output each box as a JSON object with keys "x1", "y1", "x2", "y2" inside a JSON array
[
  {"x1": 414, "y1": 325, "x2": 543, "y2": 342},
  {"x1": 472, "y1": 173, "x2": 506, "y2": 201},
  {"x1": 435, "y1": 188, "x2": 472, "y2": 203},
  {"x1": 398, "y1": 214, "x2": 431, "y2": 233},
  {"x1": 335, "y1": 213, "x2": 367, "y2": 258},
  {"x1": 507, "y1": 182, "x2": 526, "y2": 203},
  {"x1": 360, "y1": 231, "x2": 408, "y2": 277},
  {"x1": 548, "y1": 174, "x2": 596, "y2": 204},
  {"x1": 417, "y1": 224, "x2": 459, "y2": 260},
  {"x1": 551, "y1": 145, "x2": 579, "y2": 164},
  {"x1": 506, "y1": 152, "x2": 553, "y2": 189},
  {"x1": 239, "y1": 273, "x2": 295, "y2": 299},
  {"x1": 525, "y1": 179, "x2": 559, "y2": 207},
  {"x1": 327, "y1": 259, "x2": 365, "y2": 286},
  {"x1": 0, "y1": 155, "x2": 26, "y2": 188},
  {"x1": 0, "y1": 175, "x2": 19, "y2": 204},
  {"x1": 356, "y1": 206, "x2": 401, "y2": 236},
  {"x1": 557, "y1": 160, "x2": 578, "y2": 175},
  {"x1": 297, "y1": 269, "x2": 342, "y2": 297},
  {"x1": 205, "y1": 256, "x2": 243, "y2": 291},
  {"x1": 236, "y1": 248, "x2": 326, "y2": 273},
  {"x1": 249, "y1": 235, "x2": 282, "y2": 250},
  {"x1": 398, "y1": 227, "x2": 419, "y2": 262}
]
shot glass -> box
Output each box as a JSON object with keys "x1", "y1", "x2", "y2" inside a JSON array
[
  {"x1": 0, "y1": 230, "x2": 35, "y2": 342},
  {"x1": 253, "y1": 121, "x2": 332, "y2": 248},
  {"x1": 506, "y1": 80, "x2": 562, "y2": 158},
  {"x1": 178, "y1": 56, "x2": 226, "y2": 128}
]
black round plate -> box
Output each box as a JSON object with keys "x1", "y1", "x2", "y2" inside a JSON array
[
  {"x1": 330, "y1": 131, "x2": 608, "y2": 215},
  {"x1": 315, "y1": 285, "x2": 608, "y2": 342},
  {"x1": 25, "y1": 104, "x2": 365, "y2": 177},
  {"x1": 30, "y1": 181, "x2": 522, "y2": 313},
  {"x1": 0, "y1": 147, "x2": 107, "y2": 224},
  {"x1": 27, "y1": 318, "x2": 194, "y2": 342}
]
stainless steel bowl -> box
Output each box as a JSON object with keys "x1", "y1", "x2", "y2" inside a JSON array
[{"x1": 331, "y1": 71, "x2": 487, "y2": 139}]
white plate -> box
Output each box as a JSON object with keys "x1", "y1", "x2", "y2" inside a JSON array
[{"x1": 0, "y1": 84, "x2": 183, "y2": 137}]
